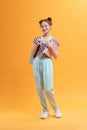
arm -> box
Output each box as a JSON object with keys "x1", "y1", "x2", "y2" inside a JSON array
[
  {"x1": 31, "y1": 44, "x2": 39, "y2": 57},
  {"x1": 31, "y1": 36, "x2": 41, "y2": 56},
  {"x1": 48, "y1": 45, "x2": 58, "y2": 59},
  {"x1": 46, "y1": 42, "x2": 58, "y2": 59}
]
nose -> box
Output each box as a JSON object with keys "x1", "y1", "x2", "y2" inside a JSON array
[{"x1": 42, "y1": 26, "x2": 46, "y2": 30}]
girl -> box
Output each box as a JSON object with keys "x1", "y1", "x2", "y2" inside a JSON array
[{"x1": 30, "y1": 17, "x2": 62, "y2": 119}]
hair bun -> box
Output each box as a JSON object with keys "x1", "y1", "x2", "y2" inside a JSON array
[
  {"x1": 39, "y1": 17, "x2": 52, "y2": 26},
  {"x1": 47, "y1": 17, "x2": 52, "y2": 21}
]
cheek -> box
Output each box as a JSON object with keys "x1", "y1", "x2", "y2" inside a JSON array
[
  {"x1": 45, "y1": 26, "x2": 49, "y2": 30},
  {"x1": 41, "y1": 27, "x2": 47, "y2": 31},
  {"x1": 47, "y1": 27, "x2": 50, "y2": 30}
]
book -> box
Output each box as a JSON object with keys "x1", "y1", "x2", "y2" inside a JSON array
[{"x1": 44, "y1": 42, "x2": 59, "y2": 57}]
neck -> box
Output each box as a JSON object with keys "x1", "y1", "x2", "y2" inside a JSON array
[{"x1": 43, "y1": 32, "x2": 51, "y2": 37}]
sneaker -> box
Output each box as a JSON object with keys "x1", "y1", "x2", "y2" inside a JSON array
[
  {"x1": 55, "y1": 109, "x2": 62, "y2": 118},
  {"x1": 40, "y1": 111, "x2": 49, "y2": 119}
]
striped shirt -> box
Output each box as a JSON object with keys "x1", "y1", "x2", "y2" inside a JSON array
[{"x1": 33, "y1": 36, "x2": 60, "y2": 57}]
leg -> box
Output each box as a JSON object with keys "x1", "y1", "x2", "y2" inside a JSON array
[
  {"x1": 43, "y1": 58, "x2": 58, "y2": 111},
  {"x1": 32, "y1": 58, "x2": 48, "y2": 112},
  {"x1": 43, "y1": 58, "x2": 62, "y2": 117},
  {"x1": 45, "y1": 88, "x2": 58, "y2": 111},
  {"x1": 45, "y1": 89, "x2": 62, "y2": 117}
]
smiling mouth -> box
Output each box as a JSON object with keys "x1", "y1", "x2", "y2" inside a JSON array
[{"x1": 43, "y1": 30, "x2": 47, "y2": 31}]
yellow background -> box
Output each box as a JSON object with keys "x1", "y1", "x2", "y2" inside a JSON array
[{"x1": 0, "y1": 0, "x2": 87, "y2": 129}]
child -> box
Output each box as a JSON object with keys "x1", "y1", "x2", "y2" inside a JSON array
[{"x1": 30, "y1": 17, "x2": 62, "y2": 119}]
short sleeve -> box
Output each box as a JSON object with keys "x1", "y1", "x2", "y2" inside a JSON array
[
  {"x1": 33, "y1": 36, "x2": 42, "y2": 45},
  {"x1": 50, "y1": 38, "x2": 60, "y2": 47}
]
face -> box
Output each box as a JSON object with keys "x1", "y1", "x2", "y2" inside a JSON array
[{"x1": 40, "y1": 21, "x2": 51, "y2": 35}]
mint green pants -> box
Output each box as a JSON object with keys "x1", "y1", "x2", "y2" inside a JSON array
[{"x1": 33, "y1": 58, "x2": 58, "y2": 112}]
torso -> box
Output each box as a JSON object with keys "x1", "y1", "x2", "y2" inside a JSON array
[{"x1": 35, "y1": 35, "x2": 53, "y2": 58}]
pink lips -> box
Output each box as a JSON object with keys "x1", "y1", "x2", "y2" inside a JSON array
[{"x1": 43, "y1": 29, "x2": 47, "y2": 32}]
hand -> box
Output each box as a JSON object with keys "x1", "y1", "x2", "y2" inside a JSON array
[
  {"x1": 37, "y1": 39, "x2": 42, "y2": 45},
  {"x1": 45, "y1": 41, "x2": 52, "y2": 48}
]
